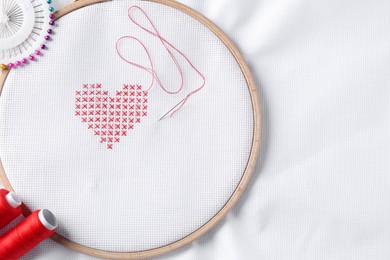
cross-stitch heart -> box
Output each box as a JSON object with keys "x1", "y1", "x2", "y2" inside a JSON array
[{"x1": 75, "y1": 84, "x2": 148, "y2": 149}]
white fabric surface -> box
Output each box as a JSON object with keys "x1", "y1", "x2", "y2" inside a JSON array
[
  {"x1": 2, "y1": 0, "x2": 390, "y2": 259},
  {"x1": 0, "y1": 0, "x2": 253, "y2": 252}
]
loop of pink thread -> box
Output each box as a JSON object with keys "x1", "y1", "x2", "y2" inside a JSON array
[{"x1": 116, "y1": 5, "x2": 206, "y2": 117}]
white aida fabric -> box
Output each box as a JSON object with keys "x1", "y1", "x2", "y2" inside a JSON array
[
  {"x1": 0, "y1": 0, "x2": 254, "y2": 253},
  {"x1": 3, "y1": 0, "x2": 390, "y2": 259}
]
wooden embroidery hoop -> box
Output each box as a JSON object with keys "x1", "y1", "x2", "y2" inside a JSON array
[{"x1": 0, "y1": 0, "x2": 261, "y2": 258}]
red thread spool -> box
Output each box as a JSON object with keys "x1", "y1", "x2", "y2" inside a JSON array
[
  {"x1": 0, "y1": 209, "x2": 57, "y2": 259},
  {"x1": 0, "y1": 189, "x2": 22, "y2": 229}
]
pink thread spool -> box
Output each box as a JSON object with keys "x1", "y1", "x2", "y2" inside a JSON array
[{"x1": 0, "y1": 189, "x2": 22, "y2": 229}]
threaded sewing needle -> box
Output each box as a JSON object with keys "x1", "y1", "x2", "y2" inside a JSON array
[{"x1": 158, "y1": 98, "x2": 186, "y2": 121}]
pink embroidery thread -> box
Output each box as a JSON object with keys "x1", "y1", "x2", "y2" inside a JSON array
[
  {"x1": 116, "y1": 5, "x2": 206, "y2": 118},
  {"x1": 75, "y1": 84, "x2": 148, "y2": 149}
]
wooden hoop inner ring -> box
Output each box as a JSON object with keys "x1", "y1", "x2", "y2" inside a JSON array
[{"x1": 0, "y1": 0, "x2": 262, "y2": 258}]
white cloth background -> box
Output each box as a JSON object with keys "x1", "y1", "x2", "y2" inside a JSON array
[{"x1": 2, "y1": 0, "x2": 390, "y2": 259}]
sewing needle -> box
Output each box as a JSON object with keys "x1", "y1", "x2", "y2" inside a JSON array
[{"x1": 158, "y1": 97, "x2": 186, "y2": 121}]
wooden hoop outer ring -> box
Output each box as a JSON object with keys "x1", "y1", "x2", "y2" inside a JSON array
[{"x1": 0, "y1": 0, "x2": 262, "y2": 258}]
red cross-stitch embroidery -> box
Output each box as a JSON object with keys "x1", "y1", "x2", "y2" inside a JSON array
[{"x1": 75, "y1": 84, "x2": 148, "y2": 149}]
